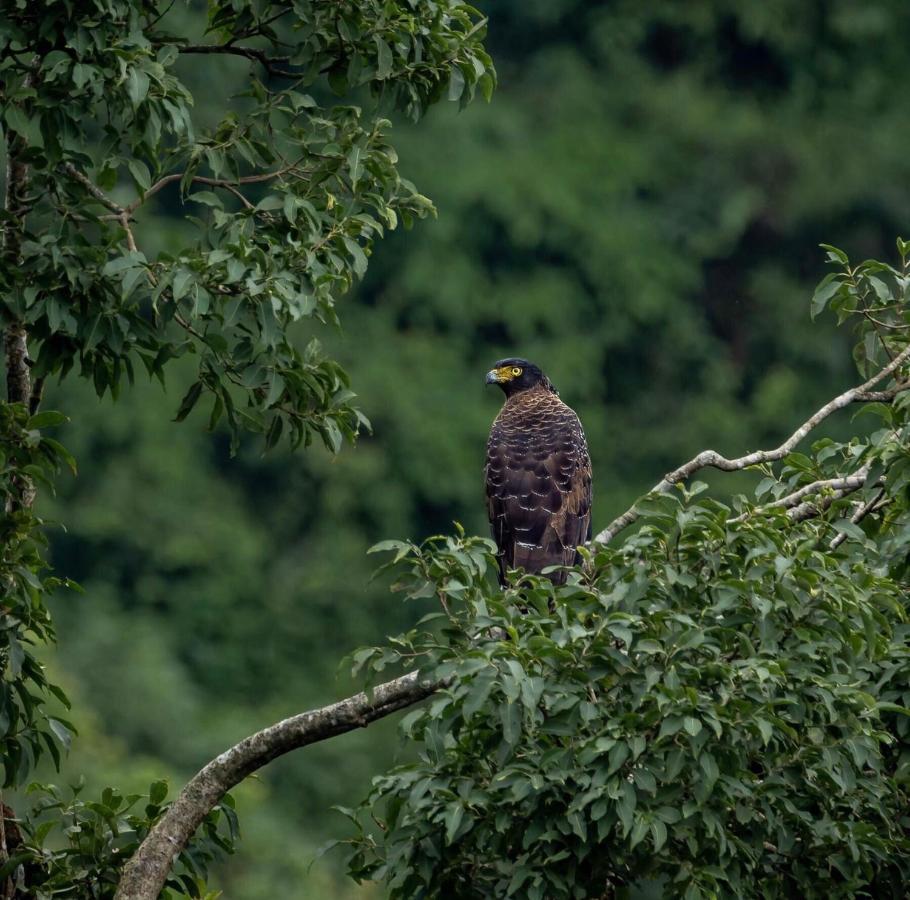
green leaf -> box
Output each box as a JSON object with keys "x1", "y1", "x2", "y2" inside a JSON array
[
  {"x1": 343, "y1": 236, "x2": 368, "y2": 278},
  {"x1": 48, "y1": 718, "x2": 73, "y2": 751},
  {"x1": 127, "y1": 67, "x2": 150, "y2": 107},
  {"x1": 174, "y1": 381, "x2": 204, "y2": 422},
  {"x1": 347, "y1": 146, "x2": 364, "y2": 188},
  {"x1": 683, "y1": 716, "x2": 702, "y2": 736},
  {"x1": 27, "y1": 410, "x2": 67, "y2": 429},
  {"x1": 447, "y1": 65, "x2": 466, "y2": 101},
  {"x1": 375, "y1": 37, "x2": 393, "y2": 79},
  {"x1": 128, "y1": 159, "x2": 151, "y2": 193},
  {"x1": 629, "y1": 817, "x2": 649, "y2": 849},
  {"x1": 444, "y1": 803, "x2": 463, "y2": 845},
  {"x1": 149, "y1": 779, "x2": 168, "y2": 805}
]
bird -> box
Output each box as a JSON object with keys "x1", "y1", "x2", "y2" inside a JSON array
[{"x1": 484, "y1": 358, "x2": 592, "y2": 586}]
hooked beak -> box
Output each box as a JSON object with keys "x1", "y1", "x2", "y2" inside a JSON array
[{"x1": 485, "y1": 370, "x2": 500, "y2": 385}]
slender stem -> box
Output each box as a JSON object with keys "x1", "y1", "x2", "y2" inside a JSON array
[
  {"x1": 177, "y1": 43, "x2": 296, "y2": 78},
  {"x1": 124, "y1": 165, "x2": 298, "y2": 215}
]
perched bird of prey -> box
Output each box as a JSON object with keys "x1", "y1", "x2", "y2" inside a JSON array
[{"x1": 484, "y1": 358, "x2": 592, "y2": 585}]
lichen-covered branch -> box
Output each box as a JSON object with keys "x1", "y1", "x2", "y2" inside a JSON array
[
  {"x1": 593, "y1": 349, "x2": 910, "y2": 544},
  {"x1": 114, "y1": 671, "x2": 441, "y2": 900}
]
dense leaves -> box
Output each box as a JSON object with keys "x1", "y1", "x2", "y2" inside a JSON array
[
  {"x1": 0, "y1": 0, "x2": 493, "y2": 451},
  {"x1": 8, "y1": 780, "x2": 237, "y2": 899},
  {"x1": 0, "y1": 403, "x2": 75, "y2": 788},
  {"x1": 0, "y1": 0, "x2": 494, "y2": 896},
  {"x1": 345, "y1": 251, "x2": 910, "y2": 898}
]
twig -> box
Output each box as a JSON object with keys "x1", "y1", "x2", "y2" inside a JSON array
[
  {"x1": 114, "y1": 671, "x2": 442, "y2": 900},
  {"x1": 177, "y1": 43, "x2": 297, "y2": 78},
  {"x1": 123, "y1": 165, "x2": 297, "y2": 215},
  {"x1": 60, "y1": 162, "x2": 125, "y2": 215},
  {"x1": 60, "y1": 163, "x2": 140, "y2": 252},
  {"x1": 593, "y1": 346, "x2": 910, "y2": 544},
  {"x1": 829, "y1": 486, "x2": 888, "y2": 550}
]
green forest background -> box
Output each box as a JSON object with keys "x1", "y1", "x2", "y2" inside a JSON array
[{"x1": 30, "y1": 1, "x2": 910, "y2": 896}]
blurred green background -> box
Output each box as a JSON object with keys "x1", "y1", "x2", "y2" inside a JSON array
[{"x1": 34, "y1": 1, "x2": 910, "y2": 896}]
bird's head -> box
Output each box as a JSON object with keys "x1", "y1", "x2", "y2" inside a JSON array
[{"x1": 484, "y1": 358, "x2": 556, "y2": 396}]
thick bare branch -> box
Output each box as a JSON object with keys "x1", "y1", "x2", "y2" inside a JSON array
[
  {"x1": 114, "y1": 671, "x2": 441, "y2": 900},
  {"x1": 593, "y1": 347, "x2": 910, "y2": 544}
]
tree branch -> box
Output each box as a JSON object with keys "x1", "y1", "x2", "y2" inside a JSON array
[
  {"x1": 124, "y1": 165, "x2": 297, "y2": 215},
  {"x1": 1, "y1": 89, "x2": 36, "y2": 897},
  {"x1": 593, "y1": 348, "x2": 910, "y2": 544},
  {"x1": 727, "y1": 470, "x2": 874, "y2": 524},
  {"x1": 114, "y1": 671, "x2": 441, "y2": 900},
  {"x1": 829, "y1": 486, "x2": 888, "y2": 550},
  {"x1": 59, "y1": 163, "x2": 140, "y2": 253},
  {"x1": 177, "y1": 43, "x2": 296, "y2": 78},
  {"x1": 4, "y1": 142, "x2": 31, "y2": 409}
]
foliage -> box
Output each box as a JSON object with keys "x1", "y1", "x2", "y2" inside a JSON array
[
  {"x1": 0, "y1": 0, "x2": 494, "y2": 896},
  {"x1": 344, "y1": 248, "x2": 910, "y2": 898},
  {"x1": 0, "y1": 403, "x2": 75, "y2": 788},
  {"x1": 0, "y1": 0, "x2": 493, "y2": 451},
  {"x1": 4, "y1": 0, "x2": 910, "y2": 897},
  {"x1": 7, "y1": 780, "x2": 236, "y2": 899}
]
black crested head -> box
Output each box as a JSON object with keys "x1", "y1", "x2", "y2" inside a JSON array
[{"x1": 484, "y1": 358, "x2": 557, "y2": 396}]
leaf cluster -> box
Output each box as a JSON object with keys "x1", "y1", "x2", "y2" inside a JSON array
[
  {"x1": 0, "y1": 404, "x2": 76, "y2": 789},
  {"x1": 4, "y1": 779, "x2": 237, "y2": 899}
]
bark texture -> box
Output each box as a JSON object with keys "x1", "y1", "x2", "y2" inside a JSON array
[{"x1": 114, "y1": 671, "x2": 441, "y2": 900}]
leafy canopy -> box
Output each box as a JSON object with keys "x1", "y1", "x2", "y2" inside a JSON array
[
  {"x1": 0, "y1": 0, "x2": 493, "y2": 895},
  {"x1": 0, "y1": 0, "x2": 493, "y2": 452},
  {"x1": 346, "y1": 245, "x2": 910, "y2": 899}
]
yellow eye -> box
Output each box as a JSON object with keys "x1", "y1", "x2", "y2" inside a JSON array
[{"x1": 511, "y1": 367, "x2": 522, "y2": 376}]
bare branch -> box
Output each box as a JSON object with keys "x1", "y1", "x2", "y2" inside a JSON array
[
  {"x1": 727, "y1": 469, "x2": 874, "y2": 524},
  {"x1": 60, "y1": 162, "x2": 126, "y2": 216},
  {"x1": 59, "y1": 163, "x2": 140, "y2": 252},
  {"x1": 124, "y1": 165, "x2": 296, "y2": 215},
  {"x1": 855, "y1": 381, "x2": 910, "y2": 401},
  {"x1": 787, "y1": 480, "x2": 868, "y2": 523},
  {"x1": 177, "y1": 43, "x2": 296, "y2": 78},
  {"x1": 114, "y1": 671, "x2": 441, "y2": 900},
  {"x1": 593, "y1": 345, "x2": 910, "y2": 544}
]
